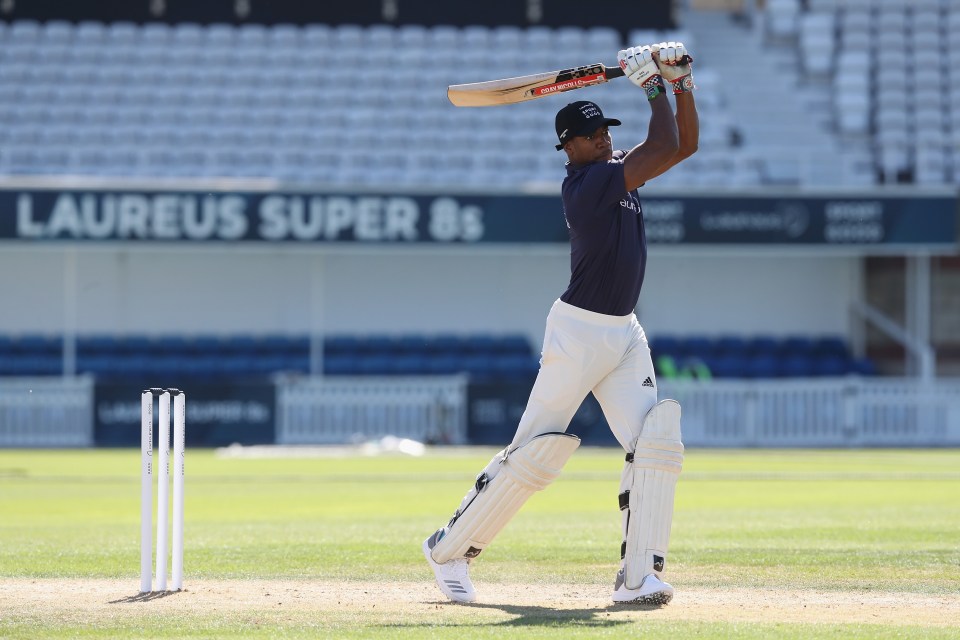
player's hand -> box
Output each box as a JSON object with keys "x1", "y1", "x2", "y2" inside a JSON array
[
  {"x1": 653, "y1": 42, "x2": 694, "y2": 94},
  {"x1": 617, "y1": 45, "x2": 666, "y2": 101}
]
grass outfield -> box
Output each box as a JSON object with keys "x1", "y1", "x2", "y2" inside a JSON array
[{"x1": 0, "y1": 447, "x2": 958, "y2": 638}]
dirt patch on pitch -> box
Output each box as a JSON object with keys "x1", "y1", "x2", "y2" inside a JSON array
[{"x1": 2, "y1": 578, "x2": 958, "y2": 629}]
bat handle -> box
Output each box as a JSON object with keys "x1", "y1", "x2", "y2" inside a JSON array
[{"x1": 605, "y1": 66, "x2": 625, "y2": 80}]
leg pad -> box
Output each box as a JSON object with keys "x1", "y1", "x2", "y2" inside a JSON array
[
  {"x1": 620, "y1": 399, "x2": 684, "y2": 589},
  {"x1": 430, "y1": 432, "x2": 580, "y2": 563}
]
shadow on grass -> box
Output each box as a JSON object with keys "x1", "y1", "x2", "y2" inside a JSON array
[
  {"x1": 109, "y1": 590, "x2": 182, "y2": 604},
  {"x1": 383, "y1": 600, "x2": 663, "y2": 629}
]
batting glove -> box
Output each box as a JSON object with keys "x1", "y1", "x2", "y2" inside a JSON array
[
  {"x1": 653, "y1": 42, "x2": 695, "y2": 94},
  {"x1": 618, "y1": 45, "x2": 666, "y2": 101}
]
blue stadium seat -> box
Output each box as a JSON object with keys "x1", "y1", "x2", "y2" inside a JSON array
[
  {"x1": 244, "y1": 355, "x2": 288, "y2": 376},
  {"x1": 120, "y1": 336, "x2": 156, "y2": 357},
  {"x1": 364, "y1": 335, "x2": 398, "y2": 355},
  {"x1": 156, "y1": 335, "x2": 191, "y2": 355},
  {"x1": 813, "y1": 336, "x2": 850, "y2": 359},
  {"x1": 224, "y1": 335, "x2": 261, "y2": 357},
  {"x1": 283, "y1": 354, "x2": 310, "y2": 374},
  {"x1": 324, "y1": 335, "x2": 360, "y2": 358},
  {"x1": 0, "y1": 355, "x2": 24, "y2": 375},
  {"x1": 708, "y1": 354, "x2": 748, "y2": 378},
  {"x1": 182, "y1": 355, "x2": 219, "y2": 379},
  {"x1": 357, "y1": 355, "x2": 391, "y2": 375},
  {"x1": 461, "y1": 354, "x2": 496, "y2": 378},
  {"x1": 780, "y1": 336, "x2": 814, "y2": 357},
  {"x1": 813, "y1": 354, "x2": 849, "y2": 377},
  {"x1": 683, "y1": 336, "x2": 715, "y2": 361},
  {"x1": 389, "y1": 354, "x2": 429, "y2": 375},
  {"x1": 463, "y1": 334, "x2": 497, "y2": 355},
  {"x1": 498, "y1": 335, "x2": 532, "y2": 356},
  {"x1": 264, "y1": 334, "x2": 305, "y2": 357},
  {"x1": 211, "y1": 354, "x2": 252, "y2": 376},
  {"x1": 426, "y1": 334, "x2": 464, "y2": 356},
  {"x1": 77, "y1": 334, "x2": 120, "y2": 356},
  {"x1": 779, "y1": 354, "x2": 816, "y2": 378},
  {"x1": 714, "y1": 335, "x2": 746, "y2": 356},
  {"x1": 324, "y1": 355, "x2": 357, "y2": 376},
  {"x1": 744, "y1": 354, "x2": 778, "y2": 379},
  {"x1": 77, "y1": 354, "x2": 118, "y2": 377},
  {"x1": 427, "y1": 354, "x2": 462, "y2": 375},
  {"x1": 3, "y1": 354, "x2": 60, "y2": 375},
  {"x1": 649, "y1": 335, "x2": 683, "y2": 358},
  {"x1": 15, "y1": 335, "x2": 61, "y2": 355},
  {"x1": 116, "y1": 355, "x2": 152, "y2": 377},
  {"x1": 189, "y1": 336, "x2": 224, "y2": 356},
  {"x1": 851, "y1": 358, "x2": 877, "y2": 376},
  {"x1": 492, "y1": 354, "x2": 538, "y2": 379},
  {"x1": 394, "y1": 334, "x2": 428, "y2": 355},
  {"x1": 153, "y1": 355, "x2": 187, "y2": 377},
  {"x1": 746, "y1": 336, "x2": 779, "y2": 357}
]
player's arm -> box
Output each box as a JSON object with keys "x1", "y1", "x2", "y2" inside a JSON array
[
  {"x1": 616, "y1": 46, "x2": 680, "y2": 192},
  {"x1": 644, "y1": 43, "x2": 699, "y2": 180}
]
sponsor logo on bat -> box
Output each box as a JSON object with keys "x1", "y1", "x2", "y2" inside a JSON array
[{"x1": 531, "y1": 71, "x2": 606, "y2": 96}]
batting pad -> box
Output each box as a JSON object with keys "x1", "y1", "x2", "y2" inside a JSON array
[
  {"x1": 621, "y1": 399, "x2": 684, "y2": 590},
  {"x1": 431, "y1": 432, "x2": 580, "y2": 564}
]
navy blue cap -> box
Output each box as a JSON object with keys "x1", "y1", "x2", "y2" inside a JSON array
[{"x1": 555, "y1": 101, "x2": 621, "y2": 150}]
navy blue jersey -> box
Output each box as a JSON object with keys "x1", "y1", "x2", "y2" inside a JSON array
[{"x1": 559, "y1": 150, "x2": 647, "y2": 316}]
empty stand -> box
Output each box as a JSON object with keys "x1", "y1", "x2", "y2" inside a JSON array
[
  {"x1": 790, "y1": 0, "x2": 960, "y2": 184},
  {"x1": 0, "y1": 332, "x2": 538, "y2": 381},
  {"x1": 0, "y1": 330, "x2": 882, "y2": 380},
  {"x1": 0, "y1": 20, "x2": 759, "y2": 188},
  {"x1": 649, "y1": 333, "x2": 873, "y2": 379}
]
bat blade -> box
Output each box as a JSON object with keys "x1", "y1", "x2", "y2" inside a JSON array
[{"x1": 448, "y1": 63, "x2": 625, "y2": 107}]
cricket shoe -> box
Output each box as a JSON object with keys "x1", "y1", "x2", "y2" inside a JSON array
[
  {"x1": 422, "y1": 529, "x2": 476, "y2": 603},
  {"x1": 611, "y1": 569, "x2": 674, "y2": 605}
]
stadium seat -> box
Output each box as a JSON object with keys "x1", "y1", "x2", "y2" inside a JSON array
[
  {"x1": 491, "y1": 354, "x2": 538, "y2": 379},
  {"x1": 715, "y1": 336, "x2": 747, "y2": 357},
  {"x1": 709, "y1": 355, "x2": 748, "y2": 379},
  {"x1": 813, "y1": 336, "x2": 850, "y2": 359},
  {"x1": 389, "y1": 354, "x2": 429, "y2": 375},
  {"x1": 427, "y1": 354, "x2": 462, "y2": 375},
  {"x1": 744, "y1": 355, "x2": 779, "y2": 379},
  {"x1": 461, "y1": 354, "x2": 497, "y2": 378},
  {"x1": 779, "y1": 354, "x2": 816, "y2": 378},
  {"x1": 813, "y1": 354, "x2": 849, "y2": 377},
  {"x1": 0, "y1": 19, "x2": 779, "y2": 187},
  {"x1": 683, "y1": 336, "x2": 714, "y2": 361},
  {"x1": 649, "y1": 335, "x2": 684, "y2": 359},
  {"x1": 323, "y1": 355, "x2": 357, "y2": 376}
]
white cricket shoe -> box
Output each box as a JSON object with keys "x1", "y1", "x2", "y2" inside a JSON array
[
  {"x1": 422, "y1": 531, "x2": 476, "y2": 603},
  {"x1": 611, "y1": 569, "x2": 674, "y2": 605}
]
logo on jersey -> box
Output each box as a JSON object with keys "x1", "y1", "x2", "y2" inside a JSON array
[{"x1": 620, "y1": 196, "x2": 640, "y2": 214}]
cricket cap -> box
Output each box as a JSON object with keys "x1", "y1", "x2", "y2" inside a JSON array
[{"x1": 555, "y1": 100, "x2": 621, "y2": 150}]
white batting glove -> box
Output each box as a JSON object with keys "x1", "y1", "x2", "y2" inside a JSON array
[
  {"x1": 617, "y1": 45, "x2": 666, "y2": 101},
  {"x1": 653, "y1": 41, "x2": 695, "y2": 94}
]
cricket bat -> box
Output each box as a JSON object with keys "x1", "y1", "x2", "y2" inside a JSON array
[{"x1": 447, "y1": 62, "x2": 625, "y2": 107}]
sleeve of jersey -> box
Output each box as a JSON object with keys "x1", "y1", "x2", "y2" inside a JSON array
[{"x1": 563, "y1": 160, "x2": 628, "y2": 225}]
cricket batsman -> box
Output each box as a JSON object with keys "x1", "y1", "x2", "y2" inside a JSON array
[{"x1": 424, "y1": 42, "x2": 699, "y2": 605}]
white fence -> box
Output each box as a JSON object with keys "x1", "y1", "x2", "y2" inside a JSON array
[
  {"x1": 661, "y1": 379, "x2": 960, "y2": 447},
  {"x1": 1, "y1": 376, "x2": 958, "y2": 448},
  {"x1": 0, "y1": 376, "x2": 95, "y2": 447},
  {"x1": 275, "y1": 375, "x2": 469, "y2": 445}
]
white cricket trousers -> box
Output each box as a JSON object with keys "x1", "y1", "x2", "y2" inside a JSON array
[{"x1": 510, "y1": 299, "x2": 658, "y2": 453}]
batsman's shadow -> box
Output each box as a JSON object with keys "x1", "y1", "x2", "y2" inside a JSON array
[
  {"x1": 110, "y1": 590, "x2": 181, "y2": 604},
  {"x1": 415, "y1": 599, "x2": 662, "y2": 628}
]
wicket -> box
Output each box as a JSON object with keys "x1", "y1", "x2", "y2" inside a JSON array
[{"x1": 140, "y1": 388, "x2": 185, "y2": 593}]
